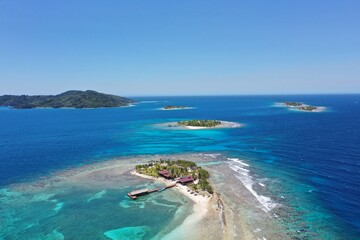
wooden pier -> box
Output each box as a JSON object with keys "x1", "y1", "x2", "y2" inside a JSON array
[{"x1": 128, "y1": 183, "x2": 177, "y2": 200}]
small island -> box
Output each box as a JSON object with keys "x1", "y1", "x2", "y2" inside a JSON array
[
  {"x1": 129, "y1": 159, "x2": 213, "y2": 200},
  {"x1": 161, "y1": 105, "x2": 192, "y2": 110},
  {"x1": 178, "y1": 120, "x2": 221, "y2": 128},
  {"x1": 280, "y1": 102, "x2": 325, "y2": 112},
  {"x1": 0, "y1": 90, "x2": 134, "y2": 109},
  {"x1": 158, "y1": 119, "x2": 242, "y2": 130}
]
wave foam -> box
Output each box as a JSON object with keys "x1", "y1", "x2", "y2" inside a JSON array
[
  {"x1": 227, "y1": 158, "x2": 250, "y2": 167},
  {"x1": 227, "y1": 158, "x2": 277, "y2": 212},
  {"x1": 203, "y1": 153, "x2": 222, "y2": 158}
]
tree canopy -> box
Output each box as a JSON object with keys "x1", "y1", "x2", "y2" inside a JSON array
[{"x1": 178, "y1": 120, "x2": 221, "y2": 127}]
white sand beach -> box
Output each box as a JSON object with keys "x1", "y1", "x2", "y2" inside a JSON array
[{"x1": 131, "y1": 171, "x2": 212, "y2": 239}]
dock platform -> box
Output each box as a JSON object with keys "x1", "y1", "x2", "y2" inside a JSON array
[{"x1": 127, "y1": 183, "x2": 177, "y2": 200}]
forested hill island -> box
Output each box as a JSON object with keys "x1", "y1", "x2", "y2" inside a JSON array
[{"x1": 0, "y1": 90, "x2": 134, "y2": 109}]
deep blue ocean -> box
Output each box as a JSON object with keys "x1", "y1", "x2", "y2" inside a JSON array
[{"x1": 0, "y1": 95, "x2": 359, "y2": 239}]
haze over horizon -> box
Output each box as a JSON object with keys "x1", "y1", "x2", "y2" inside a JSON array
[{"x1": 1, "y1": 1, "x2": 359, "y2": 96}]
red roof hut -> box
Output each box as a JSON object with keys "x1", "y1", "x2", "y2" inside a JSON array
[
  {"x1": 177, "y1": 176, "x2": 194, "y2": 185},
  {"x1": 158, "y1": 170, "x2": 171, "y2": 179}
]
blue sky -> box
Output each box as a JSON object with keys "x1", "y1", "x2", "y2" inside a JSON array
[{"x1": 0, "y1": 0, "x2": 359, "y2": 96}]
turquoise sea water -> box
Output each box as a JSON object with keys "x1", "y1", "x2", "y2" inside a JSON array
[
  {"x1": 1, "y1": 95, "x2": 360, "y2": 239},
  {"x1": 0, "y1": 167, "x2": 193, "y2": 239}
]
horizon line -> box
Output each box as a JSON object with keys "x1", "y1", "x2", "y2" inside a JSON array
[
  {"x1": 1, "y1": 91, "x2": 359, "y2": 97},
  {"x1": 126, "y1": 92, "x2": 360, "y2": 98}
]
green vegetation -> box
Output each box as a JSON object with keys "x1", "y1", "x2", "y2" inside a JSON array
[
  {"x1": 0, "y1": 90, "x2": 134, "y2": 109},
  {"x1": 284, "y1": 102, "x2": 303, "y2": 107},
  {"x1": 163, "y1": 105, "x2": 187, "y2": 110},
  {"x1": 298, "y1": 106, "x2": 318, "y2": 111},
  {"x1": 135, "y1": 159, "x2": 214, "y2": 194},
  {"x1": 178, "y1": 120, "x2": 221, "y2": 128}
]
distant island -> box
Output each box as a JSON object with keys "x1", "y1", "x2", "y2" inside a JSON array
[
  {"x1": 178, "y1": 120, "x2": 221, "y2": 128},
  {"x1": 158, "y1": 119, "x2": 242, "y2": 130},
  {"x1": 280, "y1": 102, "x2": 325, "y2": 112},
  {"x1": 0, "y1": 90, "x2": 134, "y2": 109},
  {"x1": 161, "y1": 105, "x2": 192, "y2": 110}
]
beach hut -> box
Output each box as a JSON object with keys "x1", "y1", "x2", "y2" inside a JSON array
[
  {"x1": 158, "y1": 170, "x2": 172, "y2": 179},
  {"x1": 177, "y1": 176, "x2": 194, "y2": 185}
]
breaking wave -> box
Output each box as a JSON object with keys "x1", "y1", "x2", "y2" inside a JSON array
[{"x1": 227, "y1": 158, "x2": 277, "y2": 212}]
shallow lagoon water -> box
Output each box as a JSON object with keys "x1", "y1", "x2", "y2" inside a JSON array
[
  {"x1": 1, "y1": 95, "x2": 360, "y2": 239},
  {"x1": 0, "y1": 162, "x2": 193, "y2": 240}
]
